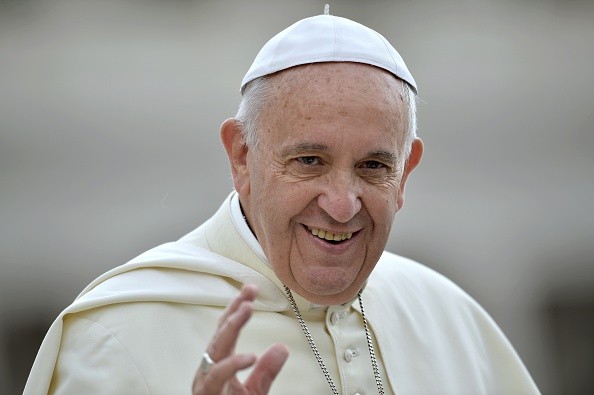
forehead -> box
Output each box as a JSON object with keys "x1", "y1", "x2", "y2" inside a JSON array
[
  {"x1": 259, "y1": 63, "x2": 408, "y2": 147},
  {"x1": 271, "y1": 62, "x2": 404, "y2": 106}
]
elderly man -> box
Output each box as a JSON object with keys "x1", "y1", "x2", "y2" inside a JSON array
[{"x1": 25, "y1": 10, "x2": 539, "y2": 395}]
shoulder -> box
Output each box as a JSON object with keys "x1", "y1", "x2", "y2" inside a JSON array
[
  {"x1": 370, "y1": 251, "x2": 472, "y2": 302},
  {"x1": 366, "y1": 251, "x2": 502, "y2": 339},
  {"x1": 366, "y1": 251, "x2": 491, "y2": 324},
  {"x1": 364, "y1": 253, "x2": 540, "y2": 394}
]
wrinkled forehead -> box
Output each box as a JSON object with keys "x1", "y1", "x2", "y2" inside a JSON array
[
  {"x1": 251, "y1": 63, "x2": 410, "y2": 156},
  {"x1": 266, "y1": 62, "x2": 408, "y2": 118}
]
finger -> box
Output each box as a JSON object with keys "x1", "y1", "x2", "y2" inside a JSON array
[
  {"x1": 193, "y1": 353, "x2": 256, "y2": 395},
  {"x1": 244, "y1": 343, "x2": 289, "y2": 394},
  {"x1": 209, "y1": 300, "x2": 254, "y2": 361},
  {"x1": 216, "y1": 284, "x2": 258, "y2": 329},
  {"x1": 208, "y1": 284, "x2": 258, "y2": 361}
]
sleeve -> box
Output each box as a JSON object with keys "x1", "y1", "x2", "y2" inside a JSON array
[{"x1": 49, "y1": 316, "x2": 151, "y2": 395}]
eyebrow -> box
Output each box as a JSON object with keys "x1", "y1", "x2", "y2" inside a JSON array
[{"x1": 281, "y1": 143, "x2": 329, "y2": 157}]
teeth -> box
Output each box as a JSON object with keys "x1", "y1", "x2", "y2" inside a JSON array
[{"x1": 307, "y1": 226, "x2": 353, "y2": 241}]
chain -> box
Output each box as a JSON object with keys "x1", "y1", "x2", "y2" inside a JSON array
[
  {"x1": 284, "y1": 286, "x2": 339, "y2": 395},
  {"x1": 358, "y1": 290, "x2": 385, "y2": 395},
  {"x1": 283, "y1": 285, "x2": 385, "y2": 395}
]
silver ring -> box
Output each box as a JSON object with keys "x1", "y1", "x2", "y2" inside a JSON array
[{"x1": 199, "y1": 352, "x2": 215, "y2": 374}]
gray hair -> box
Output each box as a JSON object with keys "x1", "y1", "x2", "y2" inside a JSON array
[
  {"x1": 235, "y1": 76, "x2": 273, "y2": 149},
  {"x1": 236, "y1": 73, "x2": 418, "y2": 157}
]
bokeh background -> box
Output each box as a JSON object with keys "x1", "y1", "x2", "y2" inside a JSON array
[{"x1": 1, "y1": 0, "x2": 593, "y2": 394}]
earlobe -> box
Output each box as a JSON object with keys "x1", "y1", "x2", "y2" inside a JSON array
[
  {"x1": 396, "y1": 138, "x2": 424, "y2": 210},
  {"x1": 220, "y1": 118, "x2": 250, "y2": 193}
]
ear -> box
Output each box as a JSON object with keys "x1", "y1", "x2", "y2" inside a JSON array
[
  {"x1": 220, "y1": 118, "x2": 250, "y2": 196},
  {"x1": 396, "y1": 138, "x2": 423, "y2": 210}
]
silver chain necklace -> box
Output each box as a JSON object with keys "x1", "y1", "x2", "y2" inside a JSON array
[{"x1": 283, "y1": 285, "x2": 385, "y2": 395}]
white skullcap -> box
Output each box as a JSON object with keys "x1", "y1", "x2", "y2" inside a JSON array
[{"x1": 240, "y1": 13, "x2": 417, "y2": 94}]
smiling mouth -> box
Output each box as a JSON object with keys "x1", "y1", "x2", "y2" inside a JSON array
[{"x1": 306, "y1": 226, "x2": 353, "y2": 243}]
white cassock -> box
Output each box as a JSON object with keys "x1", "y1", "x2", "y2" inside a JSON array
[{"x1": 24, "y1": 192, "x2": 540, "y2": 395}]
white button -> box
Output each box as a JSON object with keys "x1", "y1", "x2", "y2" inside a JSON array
[
  {"x1": 344, "y1": 348, "x2": 360, "y2": 362},
  {"x1": 344, "y1": 349, "x2": 354, "y2": 362},
  {"x1": 331, "y1": 312, "x2": 340, "y2": 325}
]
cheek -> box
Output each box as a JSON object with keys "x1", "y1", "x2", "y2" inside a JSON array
[
  {"x1": 253, "y1": 180, "x2": 298, "y2": 239},
  {"x1": 367, "y1": 195, "x2": 398, "y2": 238}
]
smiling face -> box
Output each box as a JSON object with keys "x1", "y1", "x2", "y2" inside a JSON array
[{"x1": 222, "y1": 62, "x2": 423, "y2": 305}]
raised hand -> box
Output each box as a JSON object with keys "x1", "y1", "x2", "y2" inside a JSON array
[{"x1": 192, "y1": 284, "x2": 289, "y2": 394}]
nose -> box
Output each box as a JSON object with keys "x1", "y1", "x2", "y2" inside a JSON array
[{"x1": 317, "y1": 170, "x2": 362, "y2": 223}]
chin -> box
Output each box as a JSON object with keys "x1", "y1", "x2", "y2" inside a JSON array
[{"x1": 300, "y1": 276, "x2": 362, "y2": 304}]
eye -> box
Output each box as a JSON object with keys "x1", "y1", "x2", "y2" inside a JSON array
[
  {"x1": 359, "y1": 160, "x2": 386, "y2": 169},
  {"x1": 296, "y1": 156, "x2": 321, "y2": 165}
]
